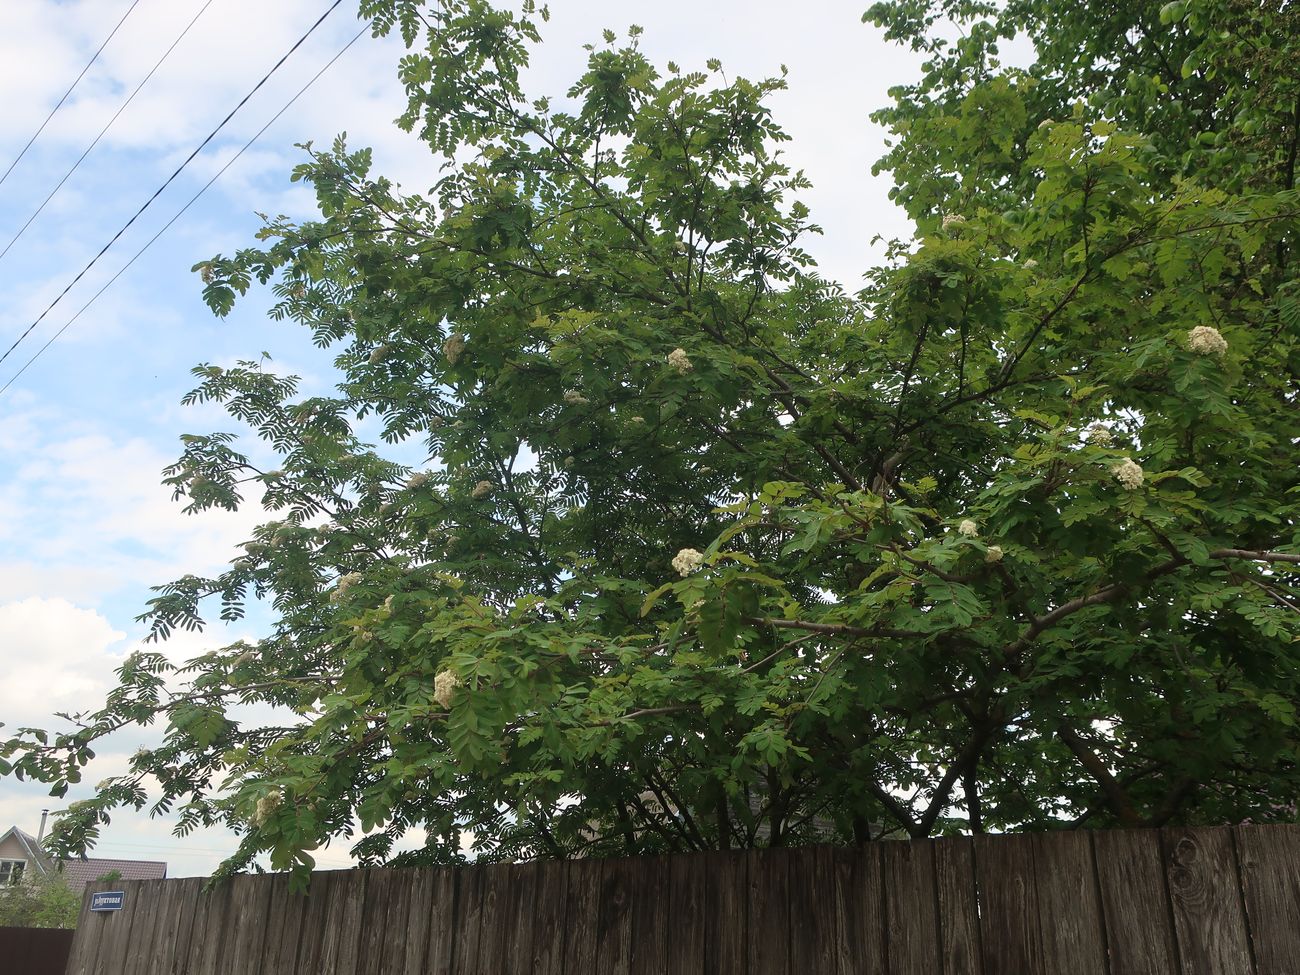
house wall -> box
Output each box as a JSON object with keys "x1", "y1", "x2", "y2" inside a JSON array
[
  {"x1": 0, "y1": 834, "x2": 29, "y2": 863},
  {"x1": 0, "y1": 833, "x2": 33, "y2": 885}
]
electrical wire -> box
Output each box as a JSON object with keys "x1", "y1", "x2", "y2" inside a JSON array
[
  {"x1": 0, "y1": 23, "x2": 368, "y2": 399},
  {"x1": 0, "y1": 0, "x2": 221, "y2": 266},
  {"x1": 0, "y1": 0, "x2": 144, "y2": 191},
  {"x1": 0, "y1": 0, "x2": 346, "y2": 373}
]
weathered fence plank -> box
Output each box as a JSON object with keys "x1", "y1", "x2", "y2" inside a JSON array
[
  {"x1": 222, "y1": 873, "x2": 274, "y2": 975},
  {"x1": 561, "y1": 858, "x2": 602, "y2": 974},
  {"x1": 450, "y1": 866, "x2": 483, "y2": 975},
  {"x1": 1163, "y1": 826, "x2": 1255, "y2": 975},
  {"x1": 933, "y1": 837, "x2": 981, "y2": 975},
  {"x1": 628, "y1": 852, "x2": 669, "y2": 975},
  {"x1": 62, "y1": 824, "x2": 1300, "y2": 975},
  {"x1": 1094, "y1": 829, "x2": 1180, "y2": 975},
  {"x1": 704, "y1": 849, "x2": 747, "y2": 975},
  {"x1": 144, "y1": 875, "x2": 201, "y2": 975},
  {"x1": 358, "y1": 867, "x2": 399, "y2": 975},
  {"x1": 419, "y1": 866, "x2": 458, "y2": 975},
  {"x1": 747, "y1": 846, "x2": 790, "y2": 975},
  {"x1": 259, "y1": 875, "x2": 305, "y2": 975},
  {"x1": 974, "y1": 833, "x2": 1044, "y2": 975},
  {"x1": 882, "y1": 838, "x2": 940, "y2": 974},
  {"x1": 665, "y1": 853, "x2": 705, "y2": 975},
  {"x1": 531, "y1": 859, "x2": 569, "y2": 975},
  {"x1": 596, "y1": 856, "x2": 636, "y2": 975},
  {"x1": 1032, "y1": 831, "x2": 1106, "y2": 975},
  {"x1": 474, "y1": 863, "x2": 510, "y2": 975},
  {"x1": 829, "y1": 845, "x2": 886, "y2": 975},
  {"x1": 789, "y1": 845, "x2": 836, "y2": 974},
  {"x1": 1234, "y1": 824, "x2": 1300, "y2": 975},
  {"x1": 118, "y1": 876, "x2": 163, "y2": 975}
]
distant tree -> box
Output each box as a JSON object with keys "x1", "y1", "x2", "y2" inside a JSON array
[
  {"x1": 3, "y1": 0, "x2": 1298, "y2": 879},
  {"x1": 0, "y1": 872, "x2": 80, "y2": 929}
]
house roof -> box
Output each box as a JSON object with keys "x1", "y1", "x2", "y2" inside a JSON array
[
  {"x1": 58, "y1": 857, "x2": 168, "y2": 891},
  {"x1": 0, "y1": 826, "x2": 53, "y2": 875}
]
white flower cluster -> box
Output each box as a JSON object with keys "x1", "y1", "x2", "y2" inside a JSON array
[
  {"x1": 958, "y1": 519, "x2": 979, "y2": 538},
  {"x1": 252, "y1": 791, "x2": 282, "y2": 826},
  {"x1": 985, "y1": 545, "x2": 1004, "y2": 563},
  {"x1": 942, "y1": 214, "x2": 967, "y2": 230},
  {"x1": 1188, "y1": 325, "x2": 1228, "y2": 356},
  {"x1": 443, "y1": 334, "x2": 466, "y2": 365},
  {"x1": 198, "y1": 263, "x2": 214, "y2": 285},
  {"x1": 1023, "y1": 258, "x2": 1039, "y2": 269},
  {"x1": 672, "y1": 547, "x2": 705, "y2": 576},
  {"x1": 406, "y1": 471, "x2": 430, "y2": 490},
  {"x1": 472, "y1": 479, "x2": 494, "y2": 500},
  {"x1": 563, "y1": 389, "x2": 590, "y2": 405},
  {"x1": 434, "y1": 669, "x2": 462, "y2": 709},
  {"x1": 368, "y1": 344, "x2": 389, "y2": 365},
  {"x1": 331, "y1": 571, "x2": 363, "y2": 602},
  {"x1": 1086, "y1": 425, "x2": 1113, "y2": 446},
  {"x1": 667, "y1": 348, "x2": 693, "y2": 373},
  {"x1": 1112, "y1": 457, "x2": 1145, "y2": 490}
]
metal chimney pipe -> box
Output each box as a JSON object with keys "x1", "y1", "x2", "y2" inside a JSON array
[{"x1": 37, "y1": 809, "x2": 49, "y2": 842}]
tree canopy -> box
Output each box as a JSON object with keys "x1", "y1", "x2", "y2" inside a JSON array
[{"x1": 4, "y1": 0, "x2": 1299, "y2": 878}]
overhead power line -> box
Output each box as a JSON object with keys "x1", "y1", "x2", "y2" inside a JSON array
[
  {"x1": 0, "y1": 0, "x2": 144, "y2": 191},
  {"x1": 0, "y1": 23, "x2": 369, "y2": 400},
  {"x1": 0, "y1": 0, "x2": 222, "y2": 266},
  {"x1": 0, "y1": 0, "x2": 346, "y2": 374}
]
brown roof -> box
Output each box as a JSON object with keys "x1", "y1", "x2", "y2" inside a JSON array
[{"x1": 58, "y1": 857, "x2": 167, "y2": 891}]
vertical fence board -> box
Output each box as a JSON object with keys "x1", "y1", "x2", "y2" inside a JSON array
[
  {"x1": 1234, "y1": 824, "x2": 1300, "y2": 975},
  {"x1": 65, "y1": 880, "x2": 108, "y2": 975},
  {"x1": 1032, "y1": 831, "x2": 1106, "y2": 975},
  {"x1": 531, "y1": 860, "x2": 570, "y2": 975},
  {"x1": 596, "y1": 857, "x2": 636, "y2": 975},
  {"x1": 629, "y1": 853, "x2": 669, "y2": 975},
  {"x1": 371, "y1": 867, "x2": 417, "y2": 975},
  {"x1": 830, "y1": 846, "x2": 886, "y2": 975},
  {"x1": 666, "y1": 853, "x2": 706, "y2": 975},
  {"x1": 705, "y1": 850, "x2": 748, "y2": 975},
  {"x1": 186, "y1": 877, "x2": 236, "y2": 975},
  {"x1": 934, "y1": 837, "x2": 982, "y2": 975},
  {"x1": 882, "y1": 839, "x2": 940, "y2": 974},
  {"x1": 421, "y1": 867, "x2": 459, "y2": 975},
  {"x1": 1094, "y1": 829, "x2": 1180, "y2": 975},
  {"x1": 975, "y1": 833, "x2": 1045, "y2": 975},
  {"x1": 475, "y1": 864, "x2": 511, "y2": 974},
  {"x1": 747, "y1": 846, "x2": 791, "y2": 975},
  {"x1": 504, "y1": 860, "x2": 540, "y2": 973},
  {"x1": 93, "y1": 879, "x2": 145, "y2": 975},
  {"x1": 258, "y1": 875, "x2": 306, "y2": 975},
  {"x1": 292, "y1": 870, "x2": 336, "y2": 975},
  {"x1": 223, "y1": 873, "x2": 274, "y2": 975},
  {"x1": 316, "y1": 870, "x2": 367, "y2": 975},
  {"x1": 789, "y1": 846, "x2": 836, "y2": 974},
  {"x1": 357, "y1": 868, "x2": 398, "y2": 975},
  {"x1": 119, "y1": 877, "x2": 164, "y2": 975},
  {"x1": 1162, "y1": 827, "x2": 1254, "y2": 975},
  {"x1": 561, "y1": 858, "x2": 602, "y2": 975},
  {"x1": 451, "y1": 865, "x2": 484, "y2": 975},
  {"x1": 145, "y1": 876, "x2": 201, "y2": 975}
]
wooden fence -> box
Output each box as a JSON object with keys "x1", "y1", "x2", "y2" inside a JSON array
[
  {"x1": 0, "y1": 925, "x2": 75, "y2": 975},
  {"x1": 65, "y1": 825, "x2": 1300, "y2": 974}
]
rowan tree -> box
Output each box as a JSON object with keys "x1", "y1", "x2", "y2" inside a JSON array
[{"x1": 5, "y1": 0, "x2": 1299, "y2": 876}]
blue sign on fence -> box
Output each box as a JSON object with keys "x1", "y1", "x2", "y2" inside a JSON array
[{"x1": 90, "y1": 891, "x2": 125, "y2": 912}]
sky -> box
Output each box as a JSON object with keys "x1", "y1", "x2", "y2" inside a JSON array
[{"x1": 0, "y1": 0, "x2": 922, "y2": 877}]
